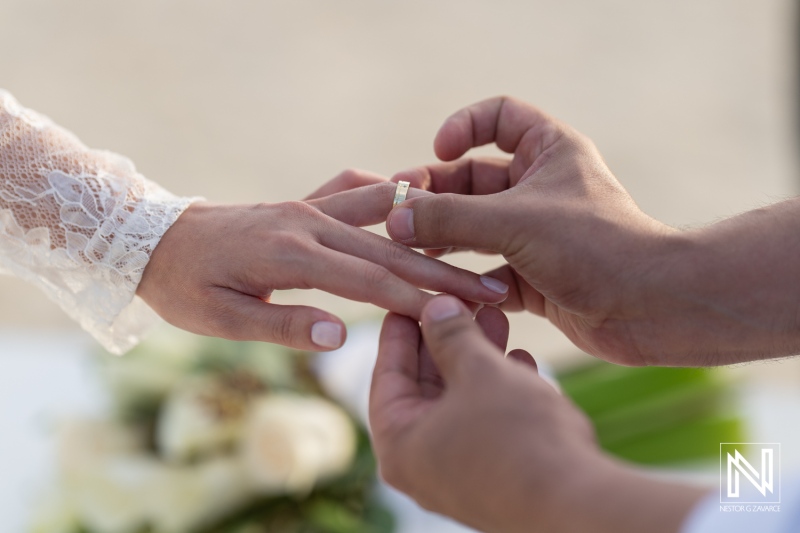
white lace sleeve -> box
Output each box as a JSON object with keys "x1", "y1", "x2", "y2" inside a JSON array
[{"x1": 0, "y1": 90, "x2": 199, "y2": 354}]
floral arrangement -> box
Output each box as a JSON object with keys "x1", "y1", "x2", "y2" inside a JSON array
[{"x1": 33, "y1": 329, "x2": 394, "y2": 533}]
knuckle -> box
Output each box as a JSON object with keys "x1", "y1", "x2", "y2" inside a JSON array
[
  {"x1": 417, "y1": 194, "x2": 457, "y2": 239},
  {"x1": 260, "y1": 313, "x2": 297, "y2": 346},
  {"x1": 268, "y1": 229, "x2": 313, "y2": 253},
  {"x1": 252, "y1": 201, "x2": 274, "y2": 212},
  {"x1": 201, "y1": 301, "x2": 243, "y2": 340},
  {"x1": 496, "y1": 93, "x2": 515, "y2": 106},
  {"x1": 336, "y1": 168, "x2": 362, "y2": 187},
  {"x1": 369, "y1": 181, "x2": 395, "y2": 205},
  {"x1": 362, "y1": 264, "x2": 395, "y2": 288},
  {"x1": 381, "y1": 239, "x2": 417, "y2": 268},
  {"x1": 275, "y1": 200, "x2": 321, "y2": 223},
  {"x1": 270, "y1": 311, "x2": 298, "y2": 346}
]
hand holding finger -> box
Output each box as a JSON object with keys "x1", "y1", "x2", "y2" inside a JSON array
[
  {"x1": 308, "y1": 181, "x2": 432, "y2": 227},
  {"x1": 318, "y1": 221, "x2": 509, "y2": 306},
  {"x1": 386, "y1": 192, "x2": 519, "y2": 252},
  {"x1": 419, "y1": 296, "x2": 502, "y2": 383},
  {"x1": 370, "y1": 312, "x2": 424, "y2": 423},
  {"x1": 481, "y1": 264, "x2": 546, "y2": 315}
]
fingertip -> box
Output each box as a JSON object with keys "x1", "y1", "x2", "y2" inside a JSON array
[
  {"x1": 386, "y1": 206, "x2": 415, "y2": 242},
  {"x1": 311, "y1": 319, "x2": 346, "y2": 350},
  {"x1": 479, "y1": 275, "x2": 509, "y2": 296},
  {"x1": 424, "y1": 248, "x2": 448, "y2": 258},
  {"x1": 476, "y1": 306, "x2": 509, "y2": 351},
  {"x1": 475, "y1": 305, "x2": 508, "y2": 327},
  {"x1": 381, "y1": 311, "x2": 418, "y2": 335},
  {"x1": 506, "y1": 348, "x2": 538, "y2": 372},
  {"x1": 434, "y1": 113, "x2": 471, "y2": 161},
  {"x1": 391, "y1": 168, "x2": 430, "y2": 190},
  {"x1": 422, "y1": 295, "x2": 469, "y2": 325}
]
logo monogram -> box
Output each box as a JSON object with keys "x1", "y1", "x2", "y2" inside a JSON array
[{"x1": 720, "y1": 443, "x2": 780, "y2": 504}]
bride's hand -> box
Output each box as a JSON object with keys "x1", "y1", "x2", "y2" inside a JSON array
[{"x1": 137, "y1": 186, "x2": 508, "y2": 351}]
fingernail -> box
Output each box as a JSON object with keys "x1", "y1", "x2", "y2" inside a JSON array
[
  {"x1": 425, "y1": 296, "x2": 464, "y2": 322},
  {"x1": 480, "y1": 276, "x2": 508, "y2": 294},
  {"x1": 388, "y1": 207, "x2": 415, "y2": 241},
  {"x1": 311, "y1": 321, "x2": 343, "y2": 348}
]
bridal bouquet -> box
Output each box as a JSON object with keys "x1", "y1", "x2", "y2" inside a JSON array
[{"x1": 32, "y1": 329, "x2": 394, "y2": 533}]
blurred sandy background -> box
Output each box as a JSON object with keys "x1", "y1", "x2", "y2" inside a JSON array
[{"x1": 0, "y1": 0, "x2": 797, "y2": 366}]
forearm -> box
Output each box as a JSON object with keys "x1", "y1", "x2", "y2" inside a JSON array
[
  {"x1": 516, "y1": 456, "x2": 706, "y2": 533},
  {"x1": 628, "y1": 197, "x2": 800, "y2": 366}
]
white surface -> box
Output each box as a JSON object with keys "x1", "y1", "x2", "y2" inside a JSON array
[{"x1": 0, "y1": 331, "x2": 105, "y2": 533}]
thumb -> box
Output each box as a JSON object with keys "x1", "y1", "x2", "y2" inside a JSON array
[
  {"x1": 211, "y1": 289, "x2": 347, "y2": 351},
  {"x1": 386, "y1": 193, "x2": 512, "y2": 252},
  {"x1": 420, "y1": 295, "x2": 502, "y2": 382}
]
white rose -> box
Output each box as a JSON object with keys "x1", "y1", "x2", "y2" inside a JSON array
[
  {"x1": 240, "y1": 394, "x2": 356, "y2": 494},
  {"x1": 57, "y1": 418, "x2": 143, "y2": 476},
  {"x1": 29, "y1": 496, "x2": 80, "y2": 533},
  {"x1": 147, "y1": 457, "x2": 255, "y2": 533},
  {"x1": 55, "y1": 419, "x2": 153, "y2": 533},
  {"x1": 102, "y1": 326, "x2": 198, "y2": 403},
  {"x1": 156, "y1": 377, "x2": 244, "y2": 462},
  {"x1": 65, "y1": 455, "x2": 161, "y2": 533}
]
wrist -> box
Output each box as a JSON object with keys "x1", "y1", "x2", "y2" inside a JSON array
[
  {"x1": 632, "y1": 208, "x2": 800, "y2": 365},
  {"x1": 137, "y1": 201, "x2": 209, "y2": 305},
  {"x1": 542, "y1": 454, "x2": 706, "y2": 533}
]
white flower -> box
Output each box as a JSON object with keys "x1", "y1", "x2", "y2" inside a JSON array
[
  {"x1": 156, "y1": 377, "x2": 245, "y2": 462},
  {"x1": 240, "y1": 394, "x2": 357, "y2": 494},
  {"x1": 102, "y1": 326, "x2": 199, "y2": 404},
  {"x1": 65, "y1": 455, "x2": 161, "y2": 533},
  {"x1": 55, "y1": 419, "x2": 153, "y2": 533},
  {"x1": 56, "y1": 418, "x2": 144, "y2": 479},
  {"x1": 147, "y1": 457, "x2": 255, "y2": 533},
  {"x1": 56, "y1": 419, "x2": 254, "y2": 533},
  {"x1": 29, "y1": 496, "x2": 80, "y2": 533}
]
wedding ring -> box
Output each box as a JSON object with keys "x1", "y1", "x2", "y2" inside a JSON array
[{"x1": 392, "y1": 181, "x2": 410, "y2": 208}]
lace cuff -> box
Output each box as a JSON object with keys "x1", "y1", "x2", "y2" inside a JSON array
[{"x1": 0, "y1": 90, "x2": 200, "y2": 354}]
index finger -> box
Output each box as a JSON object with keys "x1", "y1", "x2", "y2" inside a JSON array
[
  {"x1": 433, "y1": 96, "x2": 563, "y2": 162},
  {"x1": 390, "y1": 157, "x2": 511, "y2": 195},
  {"x1": 303, "y1": 168, "x2": 388, "y2": 201},
  {"x1": 307, "y1": 181, "x2": 432, "y2": 227},
  {"x1": 369, "y1": 313, "x2": 423, "y2": 426}
]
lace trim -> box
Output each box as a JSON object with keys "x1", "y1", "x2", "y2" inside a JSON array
[{"x1": 0, "y1": 90, "x2": 199, "y2": 354}]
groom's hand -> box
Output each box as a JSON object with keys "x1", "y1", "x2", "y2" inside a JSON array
[
  {"x1": 382, "y1": 97, "x2": 682, "y2": 366},
  {"x1": 309, "y1": 100, "x2": 676, "y2": 366},
  {"x1": 370, "y1": 296, "x2": 588, "y2": 532},
  {"x1": 369, "y1": 295, "x2": 705, "y2": 533}
]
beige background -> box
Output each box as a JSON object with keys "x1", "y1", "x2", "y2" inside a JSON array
[{"x1": 0, "y1": 0, "x2": 797, "y2": 366}]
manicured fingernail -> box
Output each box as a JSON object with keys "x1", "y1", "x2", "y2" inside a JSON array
[
  {"x1": 388, "y1": 207, "x2": 415, "y2": 241},
  {"x1": 425, "y1": 296, "x2": 464, "y2": 322},
  {"x1": 311, "y1": 321, "x2": 343, "y2": 348},
  {"x1": 480, "y1": 276, "x2": 508, "y2": 294}
]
